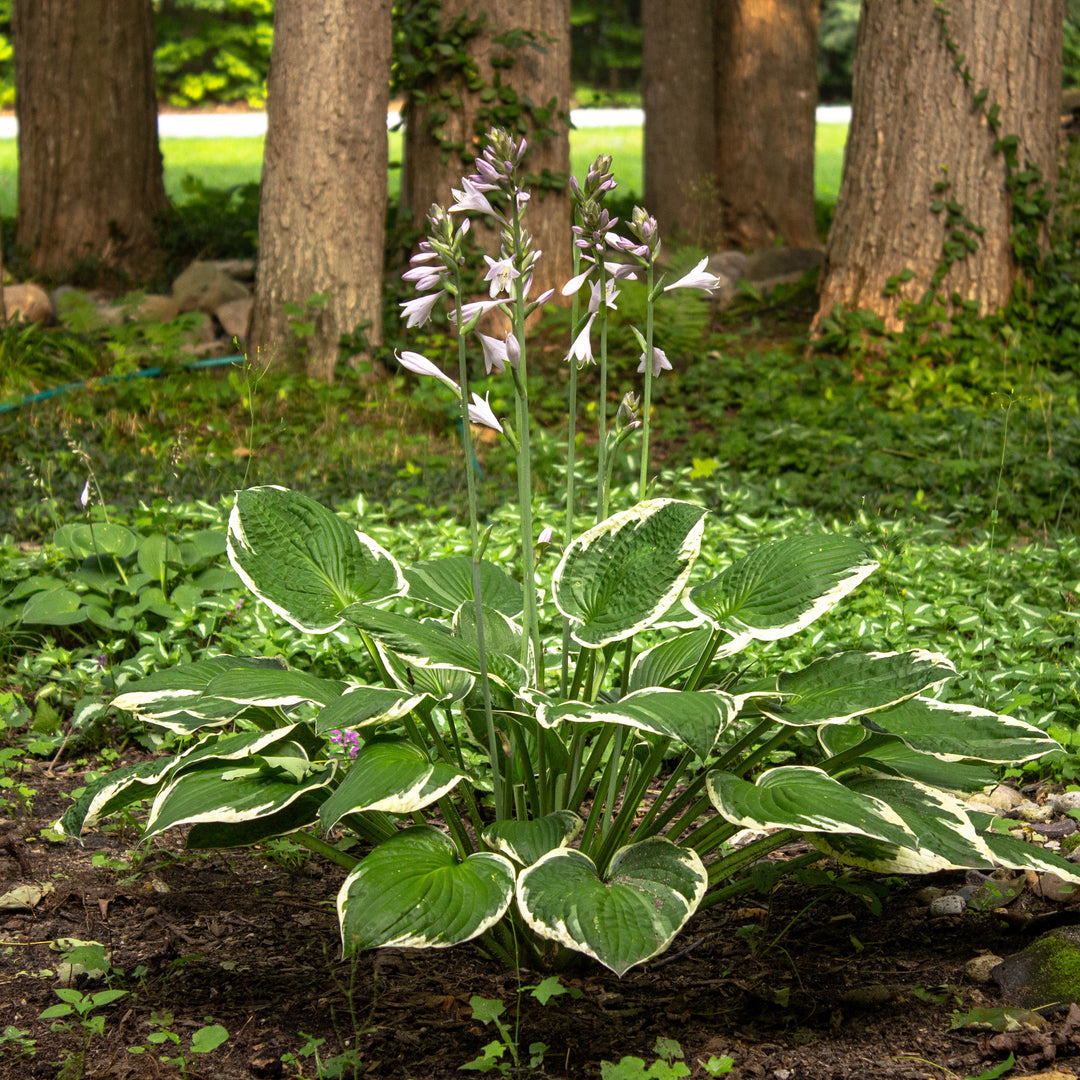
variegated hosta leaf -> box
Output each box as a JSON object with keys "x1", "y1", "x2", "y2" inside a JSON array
[
  {"x1": 314, "y1": 686, "x2": 431, "y2": 735},
  {"x1": 627, "y1": 626, "x2": 713, "y2": 693},
  {"x1": 227, "y1": 486, "x2": 406, "y2": 633},
  {"x1": 342, "y1": 605, "x2": 527, "y2": 691},
  {"x1": 818, "y1": 725, "x2": 996, "y2": 793},
  {"x1": 185, "y1": 791, "x2": 329, "y2": 849},
  {"x1": 112, "y1": 655, "x2": 287, "y2": 725},
  {"x1": 755, "y1": 650, "x2": 957, "y2": 726},
  {"x1": 706, "y1": 766, "x2": 916, "y2": 848},
  {"x1": 378, "y1": 642, "x2": 475, "y2": 703},
  {"x1": 552, "y1": 500, "x2": 708, "y2": 648},
  {"x1": 453, "y1": 603, "x2": 533, "y2": 678},
  {"x1": 199, "y1": 668, "x2": 345, "y2": 710},
  {"x1": 516, "y1": 838, "x2": 708, "y2": 976},
  {"x1": 862, "y1": 696, "x2": 1060, "y2": 764},
  {"x1": 482, "y1": 811, "x2": 583, "y2": 866},
  {"x1": 537, "y1": 689, "x2": 736, "y2": 762},
  {"x1": 143, "y1": 752, "x2": 335, "y2": 841},
  {"x1": 404, "y1": 556, "x2": 523, "y2": 617},
  {"x1": 974, "y1": 823, "x2": 1080, "y2": 887},
  {"x1": 56, "y1": 758, "x2": 176, "y2": 838},
  {"x1": 168, "y1": 725, "x2": 315, "y2": 777},
  {"x1": 337, "y1": 826, "x2": 515, "y2": 953},
  {"x1": 686, "y1": 535, "x2": 877, "y2": 647},
  {"x1": 318, "y1": 737, "x2": 466, "y2": 828}
]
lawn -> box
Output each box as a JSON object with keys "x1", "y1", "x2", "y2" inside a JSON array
[{"x1": 0, "y1": 123, "x2": 849, "y2": 215}]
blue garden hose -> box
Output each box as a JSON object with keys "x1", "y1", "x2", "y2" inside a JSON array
[{"x1": 0, "y1": 354, "x2": 247, "y2": 415}]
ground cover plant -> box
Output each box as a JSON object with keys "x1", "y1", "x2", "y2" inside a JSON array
[
  {"x1": 3, "y1": 116, "x2": 1080, "y2": 1078},
  {"x1": 47, "y1": 133, "x2": 1080, "y2": 990}
]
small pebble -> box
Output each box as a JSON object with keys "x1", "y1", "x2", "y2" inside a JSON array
[
  {"x1": 964, "y1": 953, "x2": 1004, "y2": 983},
  {"x1": 1053, "y1": 791, "x2": 1080, "y2": 814},
  {"x1": 1012, "y1": 802, "x2": 1056, "y2": 824},
  {"x1": 929, "y1": 894, "x2": 966, "y2": 916},
  {"x1": 984, "y1": 784, "x2": 1026, "y2": 811},
  {"x1": 915, "y1": 886, "x2": 946, "y2": 903}
]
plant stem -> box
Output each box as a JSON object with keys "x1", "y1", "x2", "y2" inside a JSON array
[
  {"x1": 288, "y1": 830, "x2": 359, "y2": 871},
  {"x1": 639, "y1": 261, "x2": 655, "y2": 494}
]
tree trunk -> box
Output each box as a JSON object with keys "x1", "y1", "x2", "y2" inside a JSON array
[
  {"x1": 714, "y1": 0, "x2": 820, "y2": 250},
  {"x1": 250, "y1": 0, "x2": 392, "y2": 380},
  {"x1": 13, "y1": 0, "x2": 166, "y2": 282},
  {"x1": 399, "y1": 0, "x2": 572, "y2": 301},
  {"x1": 643, "y1": 0, "x2": 719, "y2": 248},
  {"x1": 816, "y1": 0, "x2": 1063, "y2": 331}
]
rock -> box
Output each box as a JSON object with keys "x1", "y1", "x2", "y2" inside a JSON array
[
  {"x1": 707, "y1": 250, "x2": 748, "y2": 282},
  {"x1": 965, "y1": 953, "x2": 1005, "y2": 983},
  {"x1": 1013, "y1": 801, "x2": 1056, "y2": 823},
  {"x1": 172, "y1": 260, "x2": 250, "y2": 314},
  {"x1": 216, "y1": 297, "x2": 253, "y2": 342},
  {"x1": 133, "y1": 294, "x2": 181, "y2": 322},
  {"x1": 992, "y1": 926, "x2": 1080, "y2": 1008},
  {"x1": 983, "y1": 784, "x2": 1027, "y2": 811},
  {"x1": 211, "y1": 258, "x2": 255, "y2": 281},
  {"x1": 1053, "y1": 791, "x2": 1080, "y2": 814},
  {"x1": 929, "y1": 894, "x2": 966, "y2": 916},
  {"x1": 743, "y1": 246, "x2": 824, "y2": 285},
  {"x1": 2, "y1": 283, "x2": 52, "y2": 324},
  {"x1": 1033, "y1": 873, "x2": 1080, "y2": 904}
]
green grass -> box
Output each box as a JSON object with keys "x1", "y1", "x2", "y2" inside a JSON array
[{"x1": 0, "y1": 123, "x2": 850, "y2": 216}]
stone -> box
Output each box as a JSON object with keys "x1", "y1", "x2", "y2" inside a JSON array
[
  {"x1": 991, "y1": 926, "x2": 1080, "y2": 1009},
  {"x1": 1033, "y1": 873, "x2": 1080, "y2": 904},
  {"x1": 965, "y1": 953, "x2": 1005, "y2": 983},
  {"x1": 133, "y1": 294, "x2": 181, "y2": 323},
  {"x1": 981, "y1": 784, "x2": 1027, "y2": 811},
  {"x1": 216, "y1": 297, "x2": 253, "y2": 342},
  {"x1": 743, "y1": 246, "x2": 824, "y2": 285},
  {"x1": 211, "y1": 258, "x2": 255, "y2": 281},
  {"x1": 2, "y1": 283, "x2": 52, "y2": 324},
  {"x1": 172, "y1": 260, "x2": 250, "y2": 314},
  {"x1": 929, "y1": 894, "x2": 966, "y2": 916},
  {"x1": 1053, "y1": 791, "x2": 1080, "y2": 814},
  {"x1": 1013, "y1": 801, "x2": 1056, "y2": 823}
]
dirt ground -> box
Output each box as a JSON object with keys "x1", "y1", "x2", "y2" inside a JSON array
[{"x1": 3, "y1": 757, "x2": 1080, "y2": 1080}]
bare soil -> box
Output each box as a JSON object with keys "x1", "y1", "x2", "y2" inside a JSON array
[{"x1": 3, "y1": 758, "x2": 1080, "y2": 1080}]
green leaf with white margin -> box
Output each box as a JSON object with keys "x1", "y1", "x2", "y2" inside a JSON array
[
  {"x1": 482, "y1": 811, "x2": 583, "y2": 866},
  {"x1": 627, "y1": 626, "x2": 712, "y2": 693},
  {"x1": 377, "y1": 642, "x2": 475, "y2": 704},
  {"x1": 168, "y1": 725, "x2": 316, "y2": 777},
  {"x1": 185, "y1": 790, "x2": 328, "y2": 849},
  {"x1": 343, "y1": 605, "x2": 527, "y2": 691},
  {"x1": 227, "y1": 486, "x2": 406, "y2": 633},
  {"x1": 200, "y1": 668, "x2": 345, "y2": 710},
  {"x1": 144, "y1": 755, "x2": 336, "y2": 841},
  {"x1": 319, "y1": 737, "x2": 466, "y2": 827},
  {"x1": 686, "y1": 535, "x2": 877, "y2": 648},
  {"x1": 706, "y1": 766, "x2": 916, "y2": 847},
  {"x1": 112, "y1": 655, "x2": 287, "y2": 719},
  {"x1": 337, "y1": 826, "x2": 515, "y2": 953},
  {"x1": 537, "y1": 689, "x2": 736, "y2": 762},
  {"x1": 404, "y1": 556, "x2": 523, "y2": 617},
  {"x1": 967, "y1": 811, "x2": 1080, "y2": 886},
  {"x1": 818, "y1": 725, "x2": 996, "y2": 793},
  {"x1": 862, "y1": 696, "x2": 1060, "y2": 764},
  {"x1": 55, "y1": 757, "x2": 176, "y2": 838},
  {"x1": 516, "y1": 838, "x2": 707, "y2": 976},
  {"x1": 314, "y1": 686, "x2": 431, "y2": 735},
  {"x1": 553, "y1": 500, "x2": 708, "y2": 648},
  {"x1": 754, "y1": 650, "x2": 956, "y2": 726}
]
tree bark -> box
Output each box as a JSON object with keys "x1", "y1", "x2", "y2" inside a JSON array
[
  {"x1": 816, "y1": 0, "x2": 1063, "y2": 331},
  {"x1": 250, "y1": 0, "x2": 392, "y2": 380},
  {"x1": 399, "y1": 0, "x2": 572, "y2": 301},
  {"x1": 714, "y1": 0, "x2": 820, "y2": 251},
  {"x1": 642, "y1": 0, "x2": 719, "y2": 248},
  {"x1": 13, "y1": 0, "x2": 166, "y2": 282}
]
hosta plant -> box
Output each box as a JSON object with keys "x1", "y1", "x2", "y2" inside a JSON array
[{"x1": 58, "y1": 132, "x2": 1075, "y2": 976}]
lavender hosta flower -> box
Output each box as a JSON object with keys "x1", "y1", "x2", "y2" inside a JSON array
[
  {"x1": 468, "y1": 392, "x2": 503, "y2": 434},
  {"x1": 483, "y1": 254, "x2": 520, "y2": 299},
  {"x1": 566, "y1": 314, "x2": 597, "y2": 366},
  {"x1": 395, "y1": 349, "x2": 461, "y2": 394},
  {"x1": 537, "y1": 525, "x2": 553, "y2": 546},
  {"x1": 638, "y1": 346, "x2": 672, "y2": 378},
  {"x1": 664, "y1": 256, "x2": 723, "y2": 294},
  {"x1": 79, "y1": 478, "x2": 91, "y2": 508},
  {"x1": 402, "y1": 265, "x2": 442, "y2": 292},
  {"x1": 400, "y1": 291, "x2": 442, "y2": 329},
  {"x1": 449, "y1": 176, "x2": 502, "y2": 219},
  {"x1": 588, "y1": 277, "x2": 620, "y2": 314},
  {"x1": 477, "y1": 333, "x2": 508, "y2": 374},
  {"x1": 449, "y1": 298, "x2": 508, "y2": 328}
]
